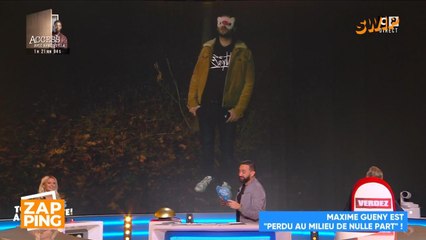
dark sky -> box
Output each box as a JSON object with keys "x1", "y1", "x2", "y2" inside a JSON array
[{"x1": 1, "y1": 1, "x2": 426, "y2": 215}]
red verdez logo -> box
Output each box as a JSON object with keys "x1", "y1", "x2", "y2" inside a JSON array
[{"x1": 356, "y1": 198, "x2": 392, "y2": 209}]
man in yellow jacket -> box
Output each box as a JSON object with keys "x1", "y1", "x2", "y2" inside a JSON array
[{"x1": 188, "y1": 14, "x2": 255, "y2": 192}]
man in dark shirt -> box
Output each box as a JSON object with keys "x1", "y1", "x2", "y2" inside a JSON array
[
  {"x1": 226, "y1": 160, "x2": 266, "y2": 223},
  {"x1": 188, "y1": 14, "x2": 255, "y2": 191}
]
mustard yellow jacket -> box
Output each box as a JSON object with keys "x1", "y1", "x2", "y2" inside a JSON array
[{"x1": 187, "y1": 38, "x2": 255, "y2": 117}]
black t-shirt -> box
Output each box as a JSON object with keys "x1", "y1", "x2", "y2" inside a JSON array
[{"x1": 202, "y1": 41, "x2": 235, "y2": 104}]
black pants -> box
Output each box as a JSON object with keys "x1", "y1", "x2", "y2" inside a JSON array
[{"x1": 197, "y1": 102, "x2": 237, "y2": 179}]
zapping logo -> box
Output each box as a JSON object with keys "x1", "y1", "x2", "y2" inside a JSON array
[
  {"x1": 355, "y1": 16, "x2": 399, "y2": 35},
  {"x1": 19, "y1": 191, "x2": 66, "y2": 229},
  {"x1": 20, "y1": 199, "x2": 65, "y2": 229}
]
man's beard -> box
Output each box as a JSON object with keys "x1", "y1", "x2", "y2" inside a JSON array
[
  {"x1": 240, "y1": 175, "x2": 251, "y2": 184},
  {"x1": 218, "y1": 30, "x2": 234, "y2": 39}
]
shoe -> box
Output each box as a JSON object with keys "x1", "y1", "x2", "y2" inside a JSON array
[
  {"x1": 194, "y1": 176, "x2": 213, "y2": 192},
  {"x1": 216, "y1": 181, "x2": 232, "y2": 201},
  {"x1": 222, "y1": 181, "x2": 231, "y2": 191}
]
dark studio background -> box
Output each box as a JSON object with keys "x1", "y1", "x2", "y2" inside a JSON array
[{"x1": 0, "y1": 1, "x2": 425, "y2": 218}]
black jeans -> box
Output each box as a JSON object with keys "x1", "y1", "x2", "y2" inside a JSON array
[{"x1": 197, "y1": 102, "x2": 237, "y2": 179}]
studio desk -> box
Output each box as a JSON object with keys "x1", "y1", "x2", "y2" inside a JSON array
[{"x1": 149, "y1": 221, "x2": 292, "y2": 240}]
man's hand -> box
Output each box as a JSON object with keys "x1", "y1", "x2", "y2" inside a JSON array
[
  {"x1": 189, "y1": 106, "x2": 200, "y2": 117},
  {"x1": 219, "y1": 198, "x2": 227, "y2": 206},
  {"x1": 227, "y1": 200, "x2": 241, "y2": 210},
  {"x1": 226, "y1": 109, "x2": 240, "y2": 123}
]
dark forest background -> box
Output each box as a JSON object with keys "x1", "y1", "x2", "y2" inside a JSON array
[{"x1": 0, "y1": 1, "x2": 425, "y2": 218}]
